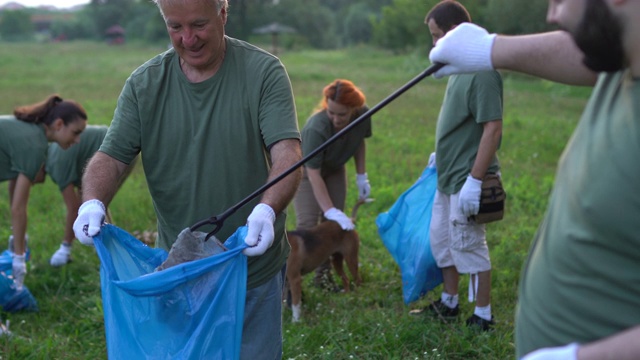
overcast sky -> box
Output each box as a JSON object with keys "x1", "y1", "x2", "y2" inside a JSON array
[{"x1": 0, "y1": 0, "x2": 90, "y2": 8}]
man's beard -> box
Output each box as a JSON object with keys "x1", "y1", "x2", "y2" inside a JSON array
[{"x1": 570, "y1": 0, "x2": 625, "y2": 73}]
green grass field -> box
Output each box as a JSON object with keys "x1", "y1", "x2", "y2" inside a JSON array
[{"x1": 0, "y1": 41, "x2": 591, "y2": 359}]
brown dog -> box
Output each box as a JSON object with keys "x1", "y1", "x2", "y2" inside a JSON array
[{"x1": 285, "y1": 199, "x2": 368, "y2": 322}]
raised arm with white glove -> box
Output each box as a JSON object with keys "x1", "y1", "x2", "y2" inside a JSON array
[
  {"x1": 458, "y1": 175, "x2": 482, "y2": 217},
  {"x1": 429, "y1": 22, "x2": 496, "y2": 79},
  {"x1": 324, "y1": 207, "x2": 355, "y2": 231},
  {"x1": 243, "y1": 203, "x2": 276, "y2": 256},
  {"x1": 356, "y1": 173, "x2": 371, "y2": 200},
  {"x1": 73, "y1": 199, "x2": 106, "y2": 246}
]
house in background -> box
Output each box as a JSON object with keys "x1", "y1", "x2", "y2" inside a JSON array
[{"x1": 105, "y1": 24, "x2": 125, "y2": 45}]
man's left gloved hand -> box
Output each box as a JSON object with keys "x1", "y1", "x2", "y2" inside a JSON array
[
  {"x1": 520, "y1": 343, "x2": 579, "y2": 360},
  {"x1": 243, "y1": 203, "x2": 276, "y2": 256},
  {"x1": 73, "y1": 199, "x2": 106, "y2": 246},
  {"x1": 458, "y1": 174, "x2": 483, "y2": 217},
  {"x1": 12, "y1": 254, "x2": 26, "y2": 291},
  {"x1": 356, "y1": 173, "x2": 371, "y2": 200}
]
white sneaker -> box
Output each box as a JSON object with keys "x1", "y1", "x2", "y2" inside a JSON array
[{"x1": 50, "y1": 244, "x2": 72, "y2": 267}]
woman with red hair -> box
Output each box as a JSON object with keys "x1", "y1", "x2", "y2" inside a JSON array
[{"x1": 293, "y1": 79, "x2": 372, "y2": 290}]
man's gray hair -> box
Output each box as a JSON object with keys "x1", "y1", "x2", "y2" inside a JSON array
[{"x1": 153, "y1": 0, "x2": 229, "y2": 17}]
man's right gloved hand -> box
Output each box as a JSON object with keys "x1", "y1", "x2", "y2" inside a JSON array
[
  {"x1": 73, "y1": 199, "x2": 106, "y2": 246},
  {"x1": 520, "y1": 343, "x2": 578, "y2": 360},
  {"x1": 429, "y1": 23, "x2": 497, "y2": 79},
  {"x1": 324, "y1": 207, "x2": 355, "y2": 231},
  {"x1": 428, "y1": 152, "x2": 436, "y2": 169}
]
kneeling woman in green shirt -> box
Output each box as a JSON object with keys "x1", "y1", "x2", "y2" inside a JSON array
[
  {"x1": 1, "y1": 94, "x2": 87, "y2": 289},
  {"x1": 292, "y1": 79, "x2": 373, "y2": 290}
]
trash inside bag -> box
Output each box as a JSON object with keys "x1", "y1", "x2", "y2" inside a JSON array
[
  {"x1": 94, "y1": 224, "x2": 248, "y2": 360},
  {"x1": 376, "y1": 165, "x2": 443, "y2": 304},
  {"x1": 0, "y1": 250, "x2": 38, "y2": 312},
  {"x1": 155, "y1": 227, "x2": 226, "y2": 271}
]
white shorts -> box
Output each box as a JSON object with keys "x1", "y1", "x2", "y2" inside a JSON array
[{"x1": 429, "y1": 190, "x2": 491, "y2": 274}]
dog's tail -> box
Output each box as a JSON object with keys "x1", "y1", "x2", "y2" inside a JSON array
[{"x1": 350, "y1": 198, "x2": 372, "y2": 223}]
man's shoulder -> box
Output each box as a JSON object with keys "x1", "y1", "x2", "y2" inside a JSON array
[
  {"x1": 129, "y1": 49, "x2": 175, "y2": 79},
  {"x1": 225, "y1": 36, "x2": 282, "y2": 70},
  {"x1": 226, "y1": 36, "x2": 274, "y2": 58}
]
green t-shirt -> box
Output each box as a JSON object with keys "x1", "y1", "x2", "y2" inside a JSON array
[
  {"x1": 301, "y1": 106, "x2": 372, "y2": 174},
  {"x1": 0, "y1": 116, "x2": 48, "y2": 182},
  {"x1": 515, "y1": 71, "x2": 640, "y2": 357},
  {"x1": 435, "y1": 71, "x2": 502, "y2": 194},
  {"x1": 46, "y1": 125, "x2": 108, "y2": 191},
  {"x1": 101, "y1": 36, "x2": 300, "y2": 289}
]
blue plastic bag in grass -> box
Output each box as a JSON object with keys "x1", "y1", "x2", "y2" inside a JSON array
[
  {"x1": 0, "y1": 250, "x2": 38, "y2": 312},
  {"x1": 93, "y1": 224, "x2": 248, "y2": 360},
  {"x1": 376, "y1": 165, "x2": 443, "y2": 304}
]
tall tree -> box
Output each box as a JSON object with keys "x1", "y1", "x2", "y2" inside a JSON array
[
  {"x1": 0, "y1": 10, "x2": 34, "y2": 42},
  {"x1": 485, "y1": 0, "x2": 551, "y2": 34},
  {"x1": 371, "y1": 0, "x2": 437, "y2": 53},
  {"x1": 343, "y1": 3, "x2": 375, "y2": 45},
  {"x1": 88, "y1": 0, "x2": 133, "y2": 39}
]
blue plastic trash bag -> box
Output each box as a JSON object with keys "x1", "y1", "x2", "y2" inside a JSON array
[
  {"x1": 0, "y1": 250, "x2": 38, "y2": 312},
  {"x1": 94, "y1": 224, "x2": 248, "y2": 360},
  {"x1": 376, "y1": 165, "x2": 443, "y2": 304}
]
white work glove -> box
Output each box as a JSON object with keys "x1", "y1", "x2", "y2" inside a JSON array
[
  {"x1": 12, "y1": 254, "x2": 26, "y2": 291},
  {"x1": 356, "y1": 173, "x2": 371, "y2": 200},
  {"x1": 428, "y1": 152, "x2": 436, "y2": 169},
  {"x1": 324, "y1": 207, "x2": 355, "y2": 231},
  {"x1": 520, "y1": 343, "x2": 579, "y2": 360},
  {"x1": 243, "y1": 203, "x2": 276, "y2": 256},
  {"x1": 458, "y1": 174, "x2": 483, "y2": 217},
  {"x1": 73, "y1": 199, "x2": 106, "y2": 246},
  {"x1": 429, "y1": 23, "x2": 497, "y2": 79}
]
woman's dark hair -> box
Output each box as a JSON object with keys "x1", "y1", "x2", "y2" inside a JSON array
[
  {"x1": 13, "y1": 94, "x2": 87, "y2": 126},
  {"x1": 425, "y1": 0, "x2": 471, "y2": 33}
]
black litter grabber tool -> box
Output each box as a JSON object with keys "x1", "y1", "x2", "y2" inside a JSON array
[{"x1": 191, "y1": 62, "x2": 445, "y2": 240}]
